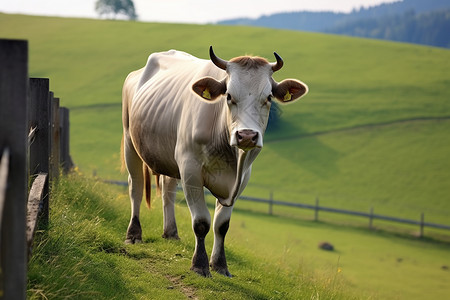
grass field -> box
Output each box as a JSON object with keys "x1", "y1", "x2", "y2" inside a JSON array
[
  {"x1": 27, "y1": 172, "x2": 450, "y2": 299},
  {"x1": 28, "y1": 174, "x2": 357, "y2": 299},
  {"x1": 248, "y1": 119, "x2": 450, "y2": 224},
  {"x1": 1, "y1": 13, "x2": 450, "y2": 299},
  {"x1": 1, "y1": 13, "x2": 448, "y2": 220}
]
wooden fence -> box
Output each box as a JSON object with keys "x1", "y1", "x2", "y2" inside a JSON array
[
  {"x1": 238, "y1": 194, "x2": 450, "y2": 237},
  {"x1": 0, "y1": 39, "x2": 73, "y2": 299},
  {"x1": 104, "y1": 178, "x2": 450, "y2": 239}
]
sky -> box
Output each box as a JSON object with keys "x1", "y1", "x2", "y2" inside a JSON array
[{"x1": 0, "y1": 0, "x2": 400, "y2": 24}]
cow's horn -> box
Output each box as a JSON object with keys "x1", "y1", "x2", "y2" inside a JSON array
[
  {"x1": 210, "y1": 46, "x2": 228, "y2": 70},
  {"x1": 271, "y1": 52, "x2": 284, "y2": 72}
]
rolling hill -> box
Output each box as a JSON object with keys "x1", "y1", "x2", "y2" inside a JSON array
[
  {"x1": 1, "y1": 12, "x2": 449, "y2": 224},
  {"x1": 1, "y1": 13, "x2": 450, "y2": 299}
]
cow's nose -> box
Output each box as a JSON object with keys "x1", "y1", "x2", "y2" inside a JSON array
[{"x1": 236, "y1": 130, "x2": 258, "y2": 150}]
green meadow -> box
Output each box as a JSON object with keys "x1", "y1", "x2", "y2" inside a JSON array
[
  {"x1": 26, "y1": 174, "x2": 450, "y2": 299},
  {"x1": 1, "y1": 13, "x2": 450, "y2": 299},
  {"x1": 28, "y1": 174, "x2": 358, "y2": 299}
]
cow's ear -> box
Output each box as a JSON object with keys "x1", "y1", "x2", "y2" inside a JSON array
[
  {"x1": 272, "y1": 79, "x2": 308, "y2": 104},
  {"x1": 192, "y1": 77, "x2": 226, "y2": 101}
]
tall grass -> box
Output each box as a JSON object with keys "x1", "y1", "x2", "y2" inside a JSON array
[{"x1": 27, "y1": 173, "x2": 128, "y2": 299}]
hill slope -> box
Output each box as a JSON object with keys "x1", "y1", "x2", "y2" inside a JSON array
[
  {"x1": 1, "y1": 13, "x2": 449, "y2": 224},
  {"x1": 27, "y1": 169, "x2": 450, "y2": 300},
  {"x1": 2, "y1": 13, "x2": 449, "y2": 300},
  {"x1": 27, "y1": 174, "x2": 358, "y2": 299}
]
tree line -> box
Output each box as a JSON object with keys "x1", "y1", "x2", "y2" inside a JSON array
[
  {"x1": 219, "y1": 0, "x2": 450, "y2": 49},
  {"x1": 328, "y1": 9, "x2": 450, "y2": 48}
]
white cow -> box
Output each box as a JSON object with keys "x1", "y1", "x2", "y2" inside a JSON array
[{"x1": 121, "y1": 47, "x2": 308, "y2": 277}]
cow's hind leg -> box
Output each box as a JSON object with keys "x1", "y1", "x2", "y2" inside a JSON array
[
  {"x1": 161, "y1": 175, "x2": 179, "y2": 239},
  {"x1": 124, "y1": 135, "x2": 144, "y2": 244},
  {"x1": 210, "y1": 200, "x2": 233, "y2": 277}
]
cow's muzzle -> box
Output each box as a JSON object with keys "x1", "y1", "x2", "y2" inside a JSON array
[{"x1": 236, "y1": 129, "x2": 259, "y2": 151}]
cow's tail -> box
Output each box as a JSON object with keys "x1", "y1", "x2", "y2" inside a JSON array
[{"x1": 143, "y1": 165, "x2": 152, "y2": 209}]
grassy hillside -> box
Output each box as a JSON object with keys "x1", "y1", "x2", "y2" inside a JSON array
[
  {"x1": 28, "y1": 173, "x2": 357, "y2": 299},
  {"x1": 248, "y1": 119, "x2": 450, "y2": 224},
  {"x1": 1, "y1": 13, "x2": 450, "y2": 299},
  {"x1": 2, "y1": 12, "x2": 448, "y2": 224},
  {"x1": 28, "y1": 173, "x2": 450, "y2": 300}
]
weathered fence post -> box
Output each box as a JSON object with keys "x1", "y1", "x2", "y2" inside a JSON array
[
  {"x1": 50, "y1": 94, "x2": 60, "y2": 181},
  {"x1": 0, "y1": 38, "x2": 29, "y2": 300},
  {"x1": 29, "y1": 78, "x2": 51, "y2": 175},
  {"x1": 59, "y1": 107, "x2": 73, "y2": 173},
  {"x1": 29, "y1": 78, "x2": 51, "y2": 225},
  {"x1": 314, "y1": 197, "x2": 319, "y2": 221}
]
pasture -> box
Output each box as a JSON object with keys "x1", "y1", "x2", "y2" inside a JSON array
[
  {"x1": 28, "y1": 174, "x2": 357, "y2": 299},
  {"x1": 1, "y1": 13, "x2": 449, "y2": 299}
]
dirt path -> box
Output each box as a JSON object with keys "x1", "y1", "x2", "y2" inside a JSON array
[{"x1": 165, "y1": 274, "x2": 198, "y2": 299}]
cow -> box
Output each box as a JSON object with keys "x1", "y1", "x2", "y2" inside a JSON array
[{"x1": 121, "y1": 46, "x2": 308, "y2": 277}]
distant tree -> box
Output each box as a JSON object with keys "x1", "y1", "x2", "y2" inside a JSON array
[{"x1": 95, "y1": 0, "x2": 138, "y2": 21}]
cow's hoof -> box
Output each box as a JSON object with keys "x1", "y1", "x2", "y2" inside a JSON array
[
  {"x1": 191, "y1": 266, "x2": 212, "y2": 278},
  {"x1": 124, "y1": 238, "x2": 142, "y2": 244},
  {"x1": 162, "y1": 232, "x2": 180, "y2": 240},
  {"x1": 217, "y1": 269, "x2": 232, "y2": 278},
  {"x1": 211, "y1": 266, "x2": 232, "y2": 278}
]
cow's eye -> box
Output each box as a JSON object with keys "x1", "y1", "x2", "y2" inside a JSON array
[
  {"x1": 227, "y1": 93, "x2": 232, "y2": 101},
  {"x1": 265, "y1": 95, "x2": 273, "y2": 105}
]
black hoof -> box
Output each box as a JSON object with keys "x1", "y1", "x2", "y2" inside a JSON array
[
  {"x1": 191, "y1": 266, "x2": 212, "y2": 278},
  {"x1": 211, "y1": 265, "x2": 232, "y2": 277},
  {"x1": 162, "y1": 232, "x2": 180, "y2": 240},
  {"x1": 124, "y1": 238, "x2": 142, "y2": 244}
]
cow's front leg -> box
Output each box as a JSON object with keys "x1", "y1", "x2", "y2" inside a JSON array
[
  {"x1": 180, "y1": 164, "x2": 212, "y2": 277},
  {"x1": 210, "y1": 200, "x2": 233, "y2": 277},
  {"x1": 185, "y1": 183, "x2": 211, "y2": 277},
  {"x1": 191, "y1": 216, "x2": 211, "y2": 277}
]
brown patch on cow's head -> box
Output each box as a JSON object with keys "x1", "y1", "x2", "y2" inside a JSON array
[{"x1": 230, "y1": 56, "x2": 269, "y2": 69}]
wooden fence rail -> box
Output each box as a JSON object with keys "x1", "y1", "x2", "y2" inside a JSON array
[
  {"x1": 0, "y1": 39, "x2": 73, "y2": 300},
  {"x1": 238, "y1": 194, "x2": 450, "y2": 237}
]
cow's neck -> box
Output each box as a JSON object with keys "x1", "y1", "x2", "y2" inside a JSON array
[{"x1": 209, "y1": 102, "x2": 260, "y2": 207}]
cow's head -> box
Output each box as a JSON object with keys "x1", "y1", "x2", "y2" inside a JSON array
[{"x1": 192, "y1": 46, "x2": 308, "y2": 151}]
